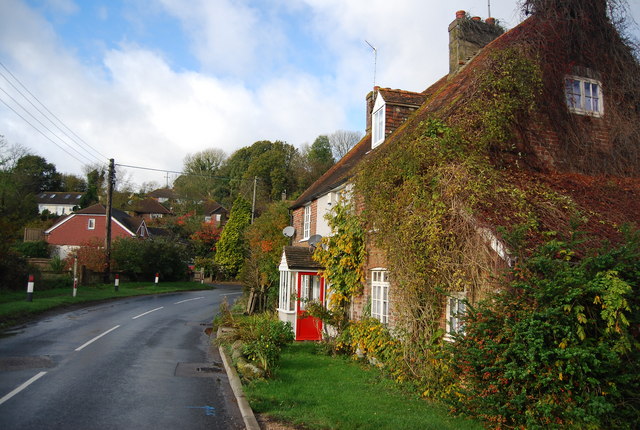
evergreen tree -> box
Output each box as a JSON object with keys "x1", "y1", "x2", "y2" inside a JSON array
[{"x1": 214, "y1": 196, "x2": 251, "y2": 278}]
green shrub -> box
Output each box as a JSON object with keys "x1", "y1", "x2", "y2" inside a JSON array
[
  {"x1": 0, "y1": 248, "x2": 29, "y2": 291},
  {"x1": 112, "y1": 237, "x2": 189, "y2": 281},
  {"x1": 236, "y1": 312, "x2": 294, "y2": 376},
  {"x1": 49, "y1": 255, "x2": 66, "y2": 273},
  {"x1": 13, "y1": 240, "x2": 49, "y2": 258},
  {"x1": 448, "y1": 235, "x2": 640, "y2": 429}
]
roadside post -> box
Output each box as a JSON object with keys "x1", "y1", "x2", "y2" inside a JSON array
[
  {"x1": 72, "y1": 254, "x2": 78, "y2": 297},
  {"x1": 115, "y1": 274, "x2": 119, "y2": 292},
  {"x1": 154, "y1": 272, "x2": 159, "y2": 285},
  {"x1": 26, "y1": 275, "x2": 34, "y2": 302}
]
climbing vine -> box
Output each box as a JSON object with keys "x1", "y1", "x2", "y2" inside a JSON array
[{"x1": 311, "y1": 195, "x2": 366, "y2": 333}]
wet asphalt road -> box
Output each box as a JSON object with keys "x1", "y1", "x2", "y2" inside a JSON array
[{"x1": 0, "y1": 285, "x2": 245, "y2": 430}]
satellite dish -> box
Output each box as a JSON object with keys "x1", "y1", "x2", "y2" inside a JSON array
[
  {"x1": 282, "y1": 226, "x2": 295, "y2": 237},
  {"x1": 308, "y1": 234, "x2": 322, "y2": 248}
]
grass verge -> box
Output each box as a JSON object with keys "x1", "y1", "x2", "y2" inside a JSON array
[
  {"x1": 245, "y1": 342, "x2": 482, "y2": 430},
  {"x1": 0, "y1": 281, "x2": 213, "y2": 330}
]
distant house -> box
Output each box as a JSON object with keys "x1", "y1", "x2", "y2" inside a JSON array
[
  {"x1": 203, "y1": 200, "x2": 228, "y2": 227},
  {"x1": 45, "y1": 203, "x2": 151, "y2": 258},
  {"x1": 130, "y1": 198, "x2": 172, "y2": 220},
  {"x1": 35, "y1": 192, "x2": 84, "y2": 216},
  {"x1": 148, "y1": 188, "x2": 178, "y2": 205}
]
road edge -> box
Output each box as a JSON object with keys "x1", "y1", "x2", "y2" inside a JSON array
[{"x1": 217, "y1": 327, "x2": 261, "y2": 430}]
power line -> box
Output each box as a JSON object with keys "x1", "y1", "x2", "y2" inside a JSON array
[
  {"x1": 115, "y1": 162, "x2": 262, "y2": 182},
  {"x1": 0, "y1": 87, "x2": 100, "y2": 165},
  {"x1": 0, "y1": 96, "x2": 92, "y2": 165},
  {"x1": 0, "y1": 61, "x2": 109, "y2": 163}
]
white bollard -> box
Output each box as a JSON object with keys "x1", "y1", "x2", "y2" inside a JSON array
[
  {"x1": 26, "y1": 275, "x2": 34, "y2": 302},
  {"x1": 115, "y1": 274, "x2": 120, "y2": 292},
  {"x1": 154, "y1": 273, "x2": 159, "y2": 284}
]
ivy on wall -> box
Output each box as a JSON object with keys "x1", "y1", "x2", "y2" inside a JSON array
[{"x1": 311, "y1": 195, "x2": 366, "y2": 333}]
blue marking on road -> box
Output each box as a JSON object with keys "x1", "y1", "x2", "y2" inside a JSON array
[{"x1": 187, "y1": 405, "x2": 216, "y2": 416}]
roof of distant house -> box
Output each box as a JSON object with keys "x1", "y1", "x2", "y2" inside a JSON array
[
  {"x1": 203, "y1": 200, "x2": 227, "y2": 215},
  {"x1": 148, "y1": 188, "x2": 178, "y2": 199},
  {"x1": 35, "y1": 192, "x2": 84, "y2": 205},
  {"x1": 132, "y1": 198, "x2": 172, "y2": 215}
]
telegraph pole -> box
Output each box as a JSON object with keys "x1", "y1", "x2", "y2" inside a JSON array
[{"x1": 104, "y1": 158, "x2": 115, "y2": 283}]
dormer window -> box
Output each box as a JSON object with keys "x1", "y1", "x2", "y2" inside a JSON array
[
  {"x1": 371, "y1": 93, "x2": 386, "y2": 148},
  {"x1": 565, "y1": 76, "x2": 603, "y2": 117}
]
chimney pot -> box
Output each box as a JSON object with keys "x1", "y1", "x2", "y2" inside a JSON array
[
  {"x1": 455, "y1": 10, "x2": 466, "y2": 19},
  {"x1": 471, "y1": 16, "x2": 481, "y2": 21},
  {"x1": 485, "y1": 17, "x2": 495, "y2": 25}
]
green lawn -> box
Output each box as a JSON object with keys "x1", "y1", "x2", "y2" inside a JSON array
[
  {"x1": 245, "y1": 342, "x2": 482, "y2": 430},
  {"x1": 0, "y1": 281, "x2": 214, "y2": 329}
]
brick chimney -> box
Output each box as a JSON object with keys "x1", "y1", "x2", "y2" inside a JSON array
[
  {"x1": 365, "y1": 86, "x2": 379, "y2": 134},
  {"x1": 448, "y1": 10, "x2": 504, "y2": 74}
]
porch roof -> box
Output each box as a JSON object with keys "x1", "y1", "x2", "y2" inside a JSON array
[{"x1": 282, "y1": 246, "x2": 323, "y2": 270}]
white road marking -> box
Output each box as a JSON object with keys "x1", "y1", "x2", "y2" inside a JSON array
[
  {"x1": 75, "y1": 325, "x2": 121, "y2": 351},
  {"x1": 0, "y1": 371, "x2": 47, "y2": 406},
  {"x1": 223, "y1": 292, "x2": 242, "y2": 296},
  {"x1": 132, "y1": 307, "x2": 164, "y2": 320},
  {"x1": 174, "y1": 297, "x2": 204, "y2": 304}
]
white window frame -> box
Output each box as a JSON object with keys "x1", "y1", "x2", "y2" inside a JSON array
[
  {"x1": 88, "y1": 218, "x2": 96, "y2": 230},
  {"x1": 371, "y1": 93, "x2": 386, "y2": 148},
  {"x1": 371, "y1": 269, "x2": 390, "y2": 324},
  {"x1": 303, "y1": 204, "x2": 311, "y2": 240},
  {"x1": 372, "y1": 106, "x2": 385, "y2": 148},
  {"x1": 445, "y1": 292, "x2": 467, "y2": 340},
  {"x1": 565, "y1": 76, "x2": 604, "y2": 117},
  {"x1": 279, "y1": 270, "x2": 295, "y2": 312}
]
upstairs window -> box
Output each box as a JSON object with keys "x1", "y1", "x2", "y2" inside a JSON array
[
  {"x1": 88, "y1": 218, "x2": 96, "y2": 230},
  {"x1": 565, "y1": 76, "x2": 603, "y2": 117},
  {"x1": 372, "y1": 106, "x2": 385, "y2": 147},
  {"x1": 371, "y1": 93, "x2": 386, "y2": 148},
  {"x1": 303, "y1": 204, "x2": 311, "y2": 239}
]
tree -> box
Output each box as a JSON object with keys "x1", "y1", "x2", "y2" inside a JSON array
[
  {"x1": 241, "y1": 201, "x2": 290, "y2": 312},
  {"x1": 174, "y1": 148, "x2": 227, "y2": 205},
  {"x1": 13, "y1": 155, "x2": 61, "y2": 193},
  {"x1": 329, "y1": 130, "x2": 363, "y2": 160},
  {"x1": 221, "y1": 140, "x2": 300, "y2": 207},
  {"x1": 60, "y1": 174, "x2": 87, "y2": 192},
  {"x1": 79, "y1": 167, "x2": 105, "y2": 208},
  {"x1": 214, "y1": 197, "x2": 251, "y2": 278},
  {"x1": 298, "y1": 135, "x2": 336, "y2": 189}
]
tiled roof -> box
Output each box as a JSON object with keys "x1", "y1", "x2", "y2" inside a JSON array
[
  {"x1": 132, "y1": 198, "x2": 172, "y2": 215},
  {"x1": 74, "y1": 204, "x2": 142, "y2": 234},
  {"x1": 290, "y1": 133, "x2": 372, "y2": 209},
  {"x1": 378, "y1": 88, "x2": 427, "y2": 106},
  {"x1": 282, "y1": 246, "x2": 323, "y2": 270},
  {"x1": 36, "y1": 192, "x2": 84, "y2": 205},
  {"x1": 203, "y1": 200, "x2": 226, "y2": 215},
  {"x1": 148, "y1": 188, "x2": 178, "y2": 199}
]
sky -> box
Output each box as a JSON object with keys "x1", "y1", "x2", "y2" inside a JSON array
[{"x1": 0, "y1": 0, "x2": 638, "y2": 189}]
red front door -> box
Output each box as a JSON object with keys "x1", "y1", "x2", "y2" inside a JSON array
[{"x1": 296, "y1": 272, "x2": 324, "y2": 341}]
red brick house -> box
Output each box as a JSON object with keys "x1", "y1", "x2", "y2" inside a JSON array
[
  {"x1": 279, "y1": 3, "x2": 640, "y2": 341},
  {"x1": 45, "y1": 203, "x2": 150, "y2": 258}
]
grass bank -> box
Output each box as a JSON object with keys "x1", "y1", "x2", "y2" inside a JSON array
[
  {"x1": 245, "y1": 342, "x2": 482, "y2": 430},
  {"x1": 0, "y1": 281, "x2": 213, "y2": 330}
]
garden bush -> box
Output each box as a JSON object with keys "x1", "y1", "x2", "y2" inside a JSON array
[
  {"x1": 236, "y1": 312, "x2": 294, "y2": 376},
  {"x1": 112, "y1": 237, "x2": 189, "y2": 281},
  {"x1": 448, "y1": 235, "x2": 640, "y2": 429},
  {"x1": 13, "y1": 240, "x2": 49, "y2": 258}
]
